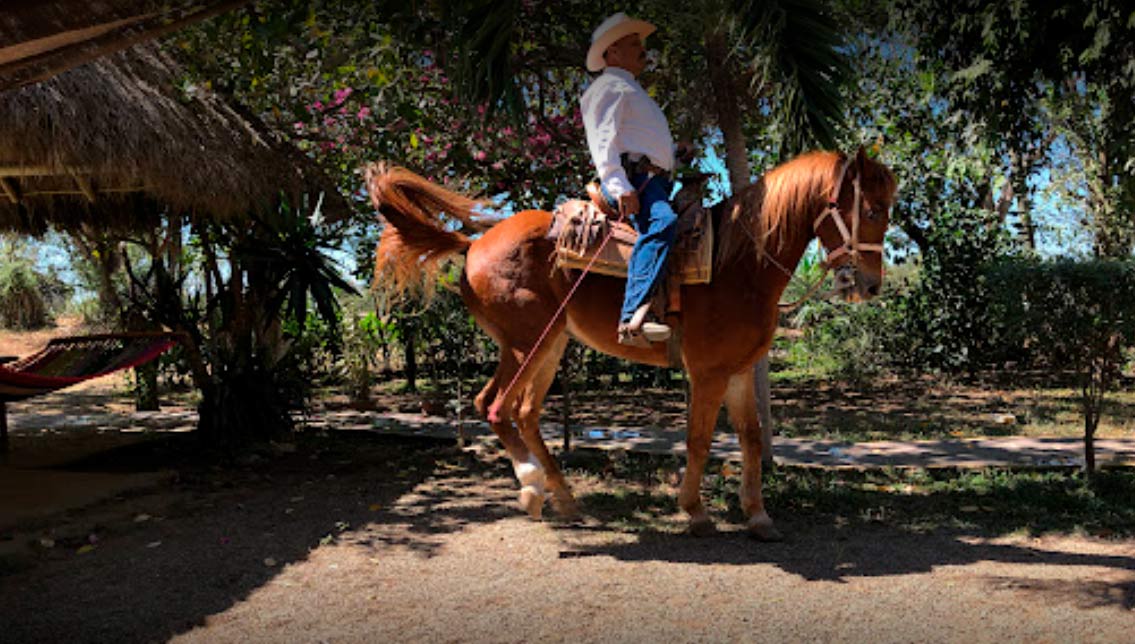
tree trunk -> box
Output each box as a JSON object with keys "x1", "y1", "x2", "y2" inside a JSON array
[
  {"x1": 705, "y1": 29, "x2": 775, "y2": 461},
  {"x1": 561, "y1": 353, "x2": 572, "y2": 453},
  {"x1": 133, "y1": 361, "x2": 160, "y2": 411},
  {"x1": 402, "y1": 317, "x2": 418, "y2": 393},
  {"x1": 705, "y1": 31, "x2": 751, "y2": 190}
]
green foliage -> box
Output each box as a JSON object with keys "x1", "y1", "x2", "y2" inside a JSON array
[
  {"x1": 896, "y1": 0, "x2": 1135, "y2": 256},
  {"x1": 986, "y1": 258, "x2": 1135, "y2": 473},
  {"x1": 886, "y1": 206, "x2": 1012, "y2": 372},
  {"x1": 788, "y1": 299, "x2": 892, "y2": 383},
  {"x1": 987, "y1": 259, "x2": 1135, "y2": 373},
  {"x1": 0, "y1": 261, "x2": 51, "y2": 330},
  {"x1": 0, "y1": 245, "x2": 70, "y2": 330}
]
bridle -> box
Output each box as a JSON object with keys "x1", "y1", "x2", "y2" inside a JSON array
[
  {"x1": 775, "y1": 154, "x2": 885, "y2": 311},
  {"x1": 812, "y1": 155, "x2": 885, "y2": 268}
]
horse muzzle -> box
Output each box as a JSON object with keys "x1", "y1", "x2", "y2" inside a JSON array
[{"x1": 834, "y1": 265, "x2": 881, "y2": 302}]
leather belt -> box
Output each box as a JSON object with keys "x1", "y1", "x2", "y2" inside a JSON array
[{"x1": 620, "y1": 153, "x2": 674, "y2": 182}]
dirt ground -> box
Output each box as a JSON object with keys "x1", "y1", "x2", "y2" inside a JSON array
[
  {"x1": 1, "y1": 325, "x2": 1133, "y2": 642},
  {"x1": 0, "y1": 427, "x2": 1131, "y2": 643}
]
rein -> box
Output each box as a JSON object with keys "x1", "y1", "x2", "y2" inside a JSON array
[{"x1": 765, "y1": 154, "x2": 884, "y2": 312}]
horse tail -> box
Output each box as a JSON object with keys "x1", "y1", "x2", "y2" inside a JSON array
[{"x1": 364, "y1": 162, "x2": 489, "y2": 296}]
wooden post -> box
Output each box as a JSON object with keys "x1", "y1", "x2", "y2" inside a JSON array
[
  {"x1": 561, "y1": 368, "x2": 571, "y2": 453},
  {"x1": 0, "y1": 177, "x2": 19, "y2": 204},
  {"x1": 755, "y1": 357, "x2": 774, "y2": 466},
  {"x1": 1, "y1": 401, "x2": 8, "y2": 453}
]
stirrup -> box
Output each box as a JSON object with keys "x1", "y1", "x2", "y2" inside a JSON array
[
  {"x1": 617, "y1": 325, "x2": 651, "y2": 348},
  {"x1": 626, "y1": 302, "x2": 671, "y2": 343},
  {"x1": 640, "y1": 320, "x2": 671, "y2": 342}
]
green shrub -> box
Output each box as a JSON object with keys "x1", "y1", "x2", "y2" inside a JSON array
[
  {"x1": 0, "y1": 261, "x2": 51, "y2": 329},
  {"x1": 986, "y1": 258, "x2": 1135, "y2": 475},
  {"x1": 885, "y1": 207, "x2": 1012, "y2": 372},
  {"x1": 786, "y1": 298, "x2": 895, "y2": 383}
]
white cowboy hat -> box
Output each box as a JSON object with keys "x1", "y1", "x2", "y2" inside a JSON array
[{"x1": 586, "y1": 12, "x2": 656, "y2": 72}]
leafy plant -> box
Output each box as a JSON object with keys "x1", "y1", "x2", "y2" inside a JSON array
[{"x1": 987, "y1": 259, "x2": 1135, "y2": 476}]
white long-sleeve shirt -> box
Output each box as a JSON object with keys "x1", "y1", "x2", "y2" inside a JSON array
[{"x1": 580, "y1": 67, "x2": 674, "y2": 199}]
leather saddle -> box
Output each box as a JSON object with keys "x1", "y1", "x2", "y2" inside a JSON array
[{"x1": 547, "y1": 173, "x2": 714, "y2": 286}]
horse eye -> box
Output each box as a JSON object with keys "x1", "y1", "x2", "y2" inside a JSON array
[{"x1": 865, "y1": 208, "x2": 877, "y2": 220}]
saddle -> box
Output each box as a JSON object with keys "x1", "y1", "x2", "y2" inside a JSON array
[{"x1": 547, "y1": 173, "x2": 714, "y2": 287}]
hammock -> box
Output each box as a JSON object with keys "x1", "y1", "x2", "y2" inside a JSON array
[
  {"x1": 0, "y1": 332, "x2": 182, "y2": 402},
  {"x1": 0, "y1": 332, "x2": 182, "y2": 449}
]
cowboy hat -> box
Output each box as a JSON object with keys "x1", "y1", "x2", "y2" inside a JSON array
[{"x1": 586, "y1": 12, "x2": 656, "y2": 72}]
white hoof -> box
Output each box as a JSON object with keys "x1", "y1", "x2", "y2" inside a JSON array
[{"x1": 513, "y1": 455, "x2": 546, "y2": 492}]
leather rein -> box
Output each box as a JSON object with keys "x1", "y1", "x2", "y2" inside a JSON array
[{"x1": 775, "y1": 154, "x2": 884, "y2": 312}]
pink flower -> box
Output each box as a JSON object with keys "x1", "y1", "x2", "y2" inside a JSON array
[
  {"x1": 357, "y1": 106, "x2": 371, "y2": 121},
  {"x1": 473, "y1": 150, "x2": 487, "y2": 161},
  {"x1": 312, "y1": 100, "x2": 324, "y2": 112},
  {"x1": 332, "y1": 87, "x2": 353, "y2": 105}
]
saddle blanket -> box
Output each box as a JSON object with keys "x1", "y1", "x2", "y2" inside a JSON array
[{"x1": 547, "y1": 177, "x2": 713, "y2": 284}]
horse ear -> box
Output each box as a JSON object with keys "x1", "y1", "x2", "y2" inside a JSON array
[{"x1": 855, "y1": 145, "x2": 868, "y2": 166}]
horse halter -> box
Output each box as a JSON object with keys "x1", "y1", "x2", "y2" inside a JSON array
[{"x1": 812, "y1": 155, "x2": 884, "y2": 268}]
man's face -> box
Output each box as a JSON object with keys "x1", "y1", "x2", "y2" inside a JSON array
[{"x1": 604, "y1": 33, "x2": 647, "y2": 76}]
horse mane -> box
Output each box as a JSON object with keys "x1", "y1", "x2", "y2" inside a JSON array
[
  {"x1": 716, "y1": 150, "x2": 845, "y2": 271},
  {"x1": 365, "y1": 162, "x2": 491, "y2": 297}
]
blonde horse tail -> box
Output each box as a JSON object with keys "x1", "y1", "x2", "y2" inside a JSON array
[{"x1": 365, "y1": 162, "x2": 488, "y2": 296}]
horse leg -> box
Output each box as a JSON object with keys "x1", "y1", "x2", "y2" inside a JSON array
[
  {"x1": 678, "y1": 374, "x2": 728, "y2": 536},
  {"x1": 479, "y1": 329, "x2": 574, "y2": 519},
  {"x1": 476, "y1": 356, "x2": 546, "y2": 518},
  {"x1": 724, "y1": 370, "x2": 783, "y2": 542},
  {"x1": 514, "y1": 335, "x2": 581, "y2": 519}
]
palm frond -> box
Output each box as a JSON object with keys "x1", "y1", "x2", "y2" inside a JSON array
[{"x1": 733, "y1": 0, "x2": 851, "y2": 155}]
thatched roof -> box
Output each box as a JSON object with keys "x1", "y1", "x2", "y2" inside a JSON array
[
  {"x1": 0, "y1": 42, "x2": 347, "y2": 234},
  {"x1": 1, "y1": 1, "x2": 252, "y2": 92}
]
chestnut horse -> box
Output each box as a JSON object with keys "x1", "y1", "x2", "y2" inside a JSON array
[{"x1": 366, "y1": 148, "x2": 897, "y2": 539}]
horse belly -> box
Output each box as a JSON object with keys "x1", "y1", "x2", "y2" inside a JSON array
[{"x1": 564, "y1": 274, "x2": 672, "y2": 367}]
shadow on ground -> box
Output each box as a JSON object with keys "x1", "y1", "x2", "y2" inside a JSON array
[
  {"x1": 555, "y1": 520, "x2": 1135, "y2": 613},
  {"x1": 0, "y1": 431, "x2": 517, "y2": 644},
  {"x1": 2, "y1": 430, "x2": 1133, "y2": 644}
]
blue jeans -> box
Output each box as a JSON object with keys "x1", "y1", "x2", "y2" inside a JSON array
[{"x1": 604, "y1": 173, "x2": 678, "y2": 324}]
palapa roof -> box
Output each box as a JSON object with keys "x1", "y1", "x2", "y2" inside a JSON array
[
  {"x1": 0, "y1": 1, "x2": 252, "y2": 92},
  {"x1": 0, "y1": 1, "x2": 345, "y2": 235},
  {"x1": 0, "y1": 42, "x2": 347, "y2": 234}
]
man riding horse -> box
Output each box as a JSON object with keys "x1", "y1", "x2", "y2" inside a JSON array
[{"x1": 581, "y1": 12, "x2": 693, "y2": 348}]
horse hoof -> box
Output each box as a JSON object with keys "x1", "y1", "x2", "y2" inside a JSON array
[
  {"x1": 747, "y1": 517, "x2": 783, "y2": 542},
  {"x1": 551, "y1": 494, "x2": 582, "y2": 521},
  {"x1": 687, "y1": 518, "x2": 718, "y2": 538},
  {"x1": 519, "y1": 486, "x2": 544, "y2": 520}
]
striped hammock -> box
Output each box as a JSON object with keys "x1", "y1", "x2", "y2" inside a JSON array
[{"x1": 0, "y1": 332, "x2": 182, "y2": 402}]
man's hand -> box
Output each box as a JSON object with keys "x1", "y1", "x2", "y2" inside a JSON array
[
  {"x1": 676, "y1": 140, "x2": 697, "y2": 165},
  {"x1": 617, "y1": 192, "x2": 640, "y2": 219}
]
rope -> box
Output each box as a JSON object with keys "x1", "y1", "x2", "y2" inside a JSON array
[{"x1": 491, "y1": 210, "x2": 627, "y2": 421}]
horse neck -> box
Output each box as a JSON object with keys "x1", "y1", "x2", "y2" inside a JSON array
[{"x1": 730, "y1": 190, "x2": 820, "y2": 299}]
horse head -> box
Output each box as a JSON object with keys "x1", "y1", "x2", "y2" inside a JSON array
[{"x1": 813, "y1": 146, "x2": 898, "y2": 302}]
